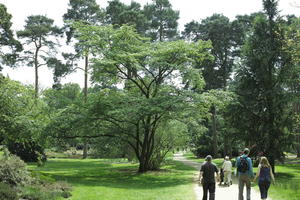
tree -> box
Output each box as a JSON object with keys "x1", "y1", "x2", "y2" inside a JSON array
[
  {"x1": 63, "y1": 0, "x2": 104, "y2": 158},
  {"x1": 73, "y1": 24, "x2": 212, "y2": 172},
  {"x1": 183, "y1": 14, "x2": 243, "y2": 157},
  {"x1": 234, "y1": 0, "x2": 293, "y2": 172},
  {"x1": 0, "y1": 76, "x2": 47, "y2": 161},
  {"x1": 284, "y1": 17, "x2": 300, "y2": 157},
  {"x1": 17, "y1": 15, "x2": 61, "y2": 99},
  {"x1": 144, "y1": 0, "x2": 179, "y2": 41},
  {"x1": 105, "y1": 0, "x2": 147, "y2": 35},
  {"x1": 0, "y1": 4, "x2": 22, "y2": 70}
]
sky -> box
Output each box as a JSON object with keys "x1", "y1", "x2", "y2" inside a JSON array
[{"x1": 1, "y1": 0, "x2": 300, "y2": 89}]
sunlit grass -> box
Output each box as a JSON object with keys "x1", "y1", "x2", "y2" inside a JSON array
[{"x1": 28, "y1": 158, "x2": 196, "y2": 200}]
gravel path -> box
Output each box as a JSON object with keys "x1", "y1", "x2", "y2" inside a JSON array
[{"x1": 174, "y1": 153, "x2": 269, "y2": 200}]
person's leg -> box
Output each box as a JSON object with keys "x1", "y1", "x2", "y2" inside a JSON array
[
  {"x1": 264, "y1": 181, "x2": 271, "y2": 199},
  {"x1": 208, "y1": 183, "x2": 216, "y2": 200},
  {"x1": 245, "y1": 176, "x2": 251, "y2": 200},
  {"x1": 258, "y1": 180, "x2": 265, "y2": 199},
  {"x1": 228, "y1": 171, "x2": 232, "y2": 185},
  {"x1": 202, "y1": 183, "x2": 209, "y2": 200},
  {"x1": 238, "y1": 176, "x2": 245, "y2": 200}
]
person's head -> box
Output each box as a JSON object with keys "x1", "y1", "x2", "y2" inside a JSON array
[
  {"x1": 260, "y1": 156, "x2": 271, "y2": 167},
  {"x1": 205, "y1": 155, "x2": 212, "y2": 162},
  {"x1": 225, "y1": 156, "x2": 229, "y2": 161},
  {"x1": 243, "y1": 148, "x2": 250, "y2": 155}
]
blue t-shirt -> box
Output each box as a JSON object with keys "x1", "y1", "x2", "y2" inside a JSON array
[{"x1": 236, "y1": 155, "x2": 254, "y2": 177}]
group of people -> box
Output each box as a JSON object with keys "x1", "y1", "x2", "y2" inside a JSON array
[{"x1": 198, "y1": 148, "x2": 275, "y2": 200}]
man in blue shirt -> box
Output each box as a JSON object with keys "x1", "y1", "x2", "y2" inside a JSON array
[{"x1": 236, "y1": 148, "x2": 254, "y2": 200}]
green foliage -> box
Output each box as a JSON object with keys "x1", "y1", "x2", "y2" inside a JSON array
[
  {"x1": 234, "y1": 0, "x2": 292, "y2": 167},
  {"x1": 17, "y1": 15, "x2": 62, "y2": 98},
  {"x1": 0, "y1": 4, "x2": 22, "y2": 70},
  {"x1": 0, "y1": 149, "x2": 32, "y2": 186},
  {"x1": 106, "y1": 0, "x2": 147, "y2": 35},
  {"x1": 69, "y1": 23, "x2": 212, "y2": 171},
  {"x1": 0, "y1": 182, "x2": 18, "y2": 200},
  {"x1": 143, "y1": 0, "x2": 179, "y2": 41},
  {"x1": 7, "y1": 140, "x2": 46, "y2": 162}
]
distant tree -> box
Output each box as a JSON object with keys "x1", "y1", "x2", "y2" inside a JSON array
[
  {"x1": 235, "y1": 0, "x2": 293, "y2": 172},
  {"x1": 183, "y1": 14, "x2": 243, "y2": 157},
  {"x1": 63, "y1": 0, "x2": 104, "y2": 158},
  {"x1": 0, "y1": 4, "x2": 22, "y2": 70},
  {"x1": 105, "y1": 0, "x2": 147, "y2": 34},
  {"x1": 17, "y1": 15, "x2": 61, "y2": 99},
  {"x1": 144, "y1": 0, "x2": 179, "y2": 41}
]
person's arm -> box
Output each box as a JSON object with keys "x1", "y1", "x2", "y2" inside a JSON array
[
  {"x1": 253, "y1": 165, "x2": 261, "y2": 181},
  {"x1": 248, "y1": 157, "x2": 254, "y2": 177},
  {"x1": 270, "y1": 167, "x2": 275, "y2": 184},
  {"x1": 199, "y1": 171, "x2": 203, "y2": 180}
]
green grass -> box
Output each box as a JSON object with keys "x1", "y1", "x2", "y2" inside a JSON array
[
  {"x1": 28, "y1": 158, "x2": 196, "y2": 200},
  {"x1": 184, "y1": 152, "x2": 300, "y2": 200}
]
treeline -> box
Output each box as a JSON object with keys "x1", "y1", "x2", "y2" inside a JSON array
[{"x1": 0, "y1": 0, "x2": 300, "y2": 173}]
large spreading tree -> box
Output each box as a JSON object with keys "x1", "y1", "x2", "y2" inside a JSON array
[{"x1": 72, "y1": 24, "x2": 212, "y2": 172}]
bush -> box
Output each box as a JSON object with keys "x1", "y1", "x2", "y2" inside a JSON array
[
  {"x1": 0, "y1": 182, "x2": 18, "y2": 200},
  {"x1": 0, "y1": 149, "x2": 32, "y2": 185},
  {"x1": 7, "y1": 140, "x2": 47, "y2": 162},
  {"x1": 20, "y1": 181, "x2": 72, "y2": 200}
]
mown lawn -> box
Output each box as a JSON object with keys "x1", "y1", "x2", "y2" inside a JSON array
[
  {"x1": 183, "y1": 152, "x2": 300, "y2": 200},
  {"x1": 28, "y1": 158, "x2": 196, "y2": 200}
]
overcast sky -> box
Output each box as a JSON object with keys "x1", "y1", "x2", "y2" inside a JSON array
[{"x1": 1, "y1": 0, "x2": 300, "y2": 89}]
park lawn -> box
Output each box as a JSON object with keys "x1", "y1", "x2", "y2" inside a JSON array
[
  {"x1": 28, "y1": 158, "x2": 196, "y2": 200},
  {"x1": 184, "y1": 152, "x2": 300, "y2": 200}
]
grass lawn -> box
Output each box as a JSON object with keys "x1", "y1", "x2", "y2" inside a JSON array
[
  {"x1": 28, "y1": 158, "x2": 196, "y2": 200},
  {"x1": 183, "y1": 152, "x2": 300, "y2": 200}
]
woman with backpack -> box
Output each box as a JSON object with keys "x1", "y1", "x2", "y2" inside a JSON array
[{"x1": 253, "y1": 157, "x2": 275, "y2": 200}]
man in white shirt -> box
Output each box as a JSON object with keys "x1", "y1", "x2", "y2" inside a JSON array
[{"x1": 222, "y1": 156, "x2": 232, "y2": 186}]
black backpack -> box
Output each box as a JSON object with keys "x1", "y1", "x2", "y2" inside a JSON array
[{"x1": 237, "y1": 156, "x2": 249, "y2": 173}]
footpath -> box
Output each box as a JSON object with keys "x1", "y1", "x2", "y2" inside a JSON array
[{"x1": 174, "y1": 153, "x2": 269, "y2": 200}]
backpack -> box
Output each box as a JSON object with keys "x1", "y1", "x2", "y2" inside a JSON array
[{"x1": 237, "y1": 156, "x2": 249, "y2": 173}]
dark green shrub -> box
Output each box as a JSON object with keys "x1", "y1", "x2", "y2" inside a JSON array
[
  {"x1": 7, "y1": 140, "x2": 46, "y2": 162},
  {"x1": 0, "y1": 149, "x2": 32, "y2": 185},
  {"x1": 0, "y1": 182, "x2": 18, "y2": 200}
]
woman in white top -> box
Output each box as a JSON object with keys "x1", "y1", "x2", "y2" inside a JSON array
[{"x1": 222, "y1": 156, "x2": 232, "y2": 186}]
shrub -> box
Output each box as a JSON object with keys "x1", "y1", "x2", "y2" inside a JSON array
[
  {"x1": 0, "y1": 182, "x2": 18, "y2": 200},
  {"x1": 7, "y1": 140, "x2": 47, "y2": 162},
  {"x1": 0, "y1": 149, "x2": 32, "y2": 185},
  {"x1": 20, "y1": 181, "x2": 72, "y2": 200}
]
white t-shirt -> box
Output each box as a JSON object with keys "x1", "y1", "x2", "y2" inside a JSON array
[{"x1": 222, "y1": 160, "x2": 232, "y2": 172}]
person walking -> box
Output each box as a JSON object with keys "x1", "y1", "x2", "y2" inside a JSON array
[
  {"x1": 222, "y1": 156, "x2": 232, "y2": 186},
  {"x1": 236, "y1": 148, "x2": 254, "y2": 200},
  {"x1": 199, "y1": 155, "x2": 219, "y2": 200},
  {"x1": 253, "y1": 157, "x2": 275, "y2": 200}
]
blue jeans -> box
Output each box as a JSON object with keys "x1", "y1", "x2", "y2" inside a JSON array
[
  {"x1": 258, "y1": 180, "x2": 271, "y2": 199},
  {"x1": 202, "y1": 182, "x2": 216, "y2": 200}
]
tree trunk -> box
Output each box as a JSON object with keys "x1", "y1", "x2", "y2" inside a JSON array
[
  {"x1": 211, "y1": 105, "x2": 218, "y2": 157},
  {"x1": 224, "y1": 135, "x2": 229, "y2": 157},
  {"x1": 297, "y1": 135, "x2": 300, "y2": 158},
  {"x1": 82, "y1": 55, "x2": 89, "y2": 159},
  {"x1": 34, "y1": 47, "x2": 39, "y2": 100}
]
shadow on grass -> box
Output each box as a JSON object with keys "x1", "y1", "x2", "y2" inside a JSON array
[{"x1": 30, "y1": 159, "x2": 195, "y2": 190}]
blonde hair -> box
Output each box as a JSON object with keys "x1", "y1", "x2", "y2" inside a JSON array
[{"x1": 260, "y1": 156, "x2": 271, "y2": 168}]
